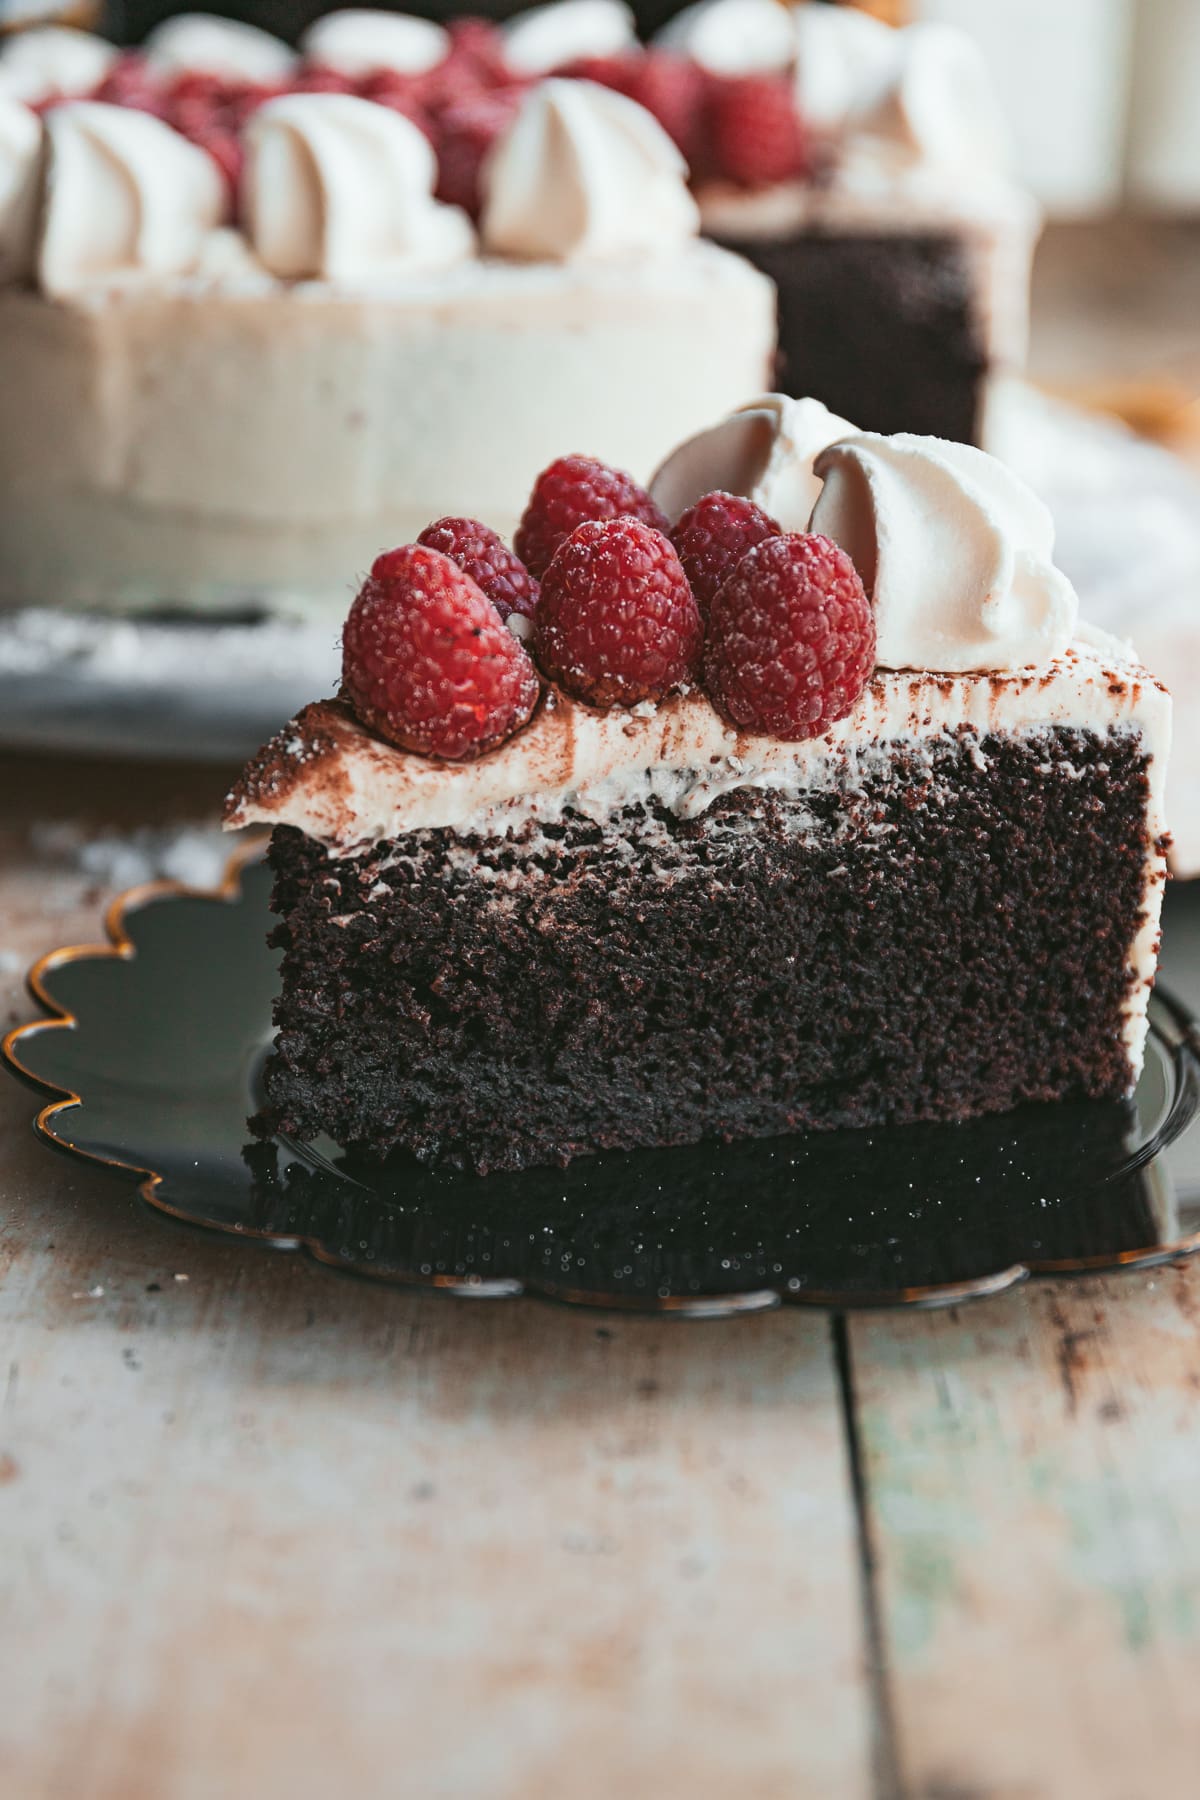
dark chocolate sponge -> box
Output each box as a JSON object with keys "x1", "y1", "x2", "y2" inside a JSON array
[
  {"x1": 256, "y1": 726, "x2": 1153, "y2": 1174},
  {"x1": 713, "y1": 230, "x2": 987, "y2": 444}
]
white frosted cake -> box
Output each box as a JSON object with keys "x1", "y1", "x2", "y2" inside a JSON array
[{"x1": 0, "y1": 23, "x2": 774, "y2": 615}]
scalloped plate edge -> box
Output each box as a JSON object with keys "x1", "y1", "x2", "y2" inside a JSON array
[{"x1": 5, "y1": 845, "x2": 1200, "y2": 1318}]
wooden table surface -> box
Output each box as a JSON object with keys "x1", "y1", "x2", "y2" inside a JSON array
[{"x1": 3, "y1": 749, "x2": 1200, "y2": 1800}]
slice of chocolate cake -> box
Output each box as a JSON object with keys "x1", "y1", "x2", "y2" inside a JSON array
[
  {"x1": 669, "y1": 3, "x2": 1040, "y2": 444},
  {"x1": 226, "y1": 401, "x2": 1171, "y2": 1175}
]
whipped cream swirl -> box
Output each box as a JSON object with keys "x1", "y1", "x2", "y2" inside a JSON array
[
  {"x1": 851, "y1": 22, "x2": 1010, "y2": 177},
  {"x1": 38, "y1": 103, "x2": 227, "y2": 298},
  {"x1": 503, "y1": 0, "x2": 636, "y2": 76},
  {"x1": 143, "y1": 14, "x2": 298, "y2": 84},
  {"x1": 245, "y1": 93, "x2": 474, "y2": 281},
  {"x1": 301, "y1": 10, "x2": 450, "y2": 78},
  {"x1": 810, "y1": 433, "x2": 1079, "y2": 672},
  {"x1": 0, "y1": 27, "x2": 117, "y2": 105},
  {"x1": 791, "y1": 6, "x2": 896, "y2": 133},
  {"x1": 0, "y1": 96, "x2": 41, "y2": 284},
  {"x1": 657, "y1": 0, "x2": 795, "y2": 76},
  {"x1": 482, "y1": 79, "x2": 698, "y2": 262},
  {"x1": 651, "y1": 393, "x2": 856, "y2": 531}
]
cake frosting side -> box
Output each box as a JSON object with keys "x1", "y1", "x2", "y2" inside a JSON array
[
  {"x1": 226, "y1": 637, "x2": 1169, "y2": 848},
  {"x1": 0, "y1": 71, "x2": 775, "y2": 613},
  {"x1": 0, "y1": 244, "x2": 773, "y2": 612}
]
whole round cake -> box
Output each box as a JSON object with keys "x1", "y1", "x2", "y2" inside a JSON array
[{"x1": 0, "y1": 10, "x2": 776, "y2": 615}]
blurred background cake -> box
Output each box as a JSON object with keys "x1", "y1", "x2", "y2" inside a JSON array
[
  {"x1": 0, "y1": 0, "x2": 1040, "y2": 617},
  {"x1": 0, "y1": 43, "x2": 775, "y2": 614}
]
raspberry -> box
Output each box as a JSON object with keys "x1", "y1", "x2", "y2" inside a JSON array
[
  {"x1": 416, "y1": 517, "x2": 539, "y2": 621},
  {"x1": 671, "y1": 490, "x2": 782, "y2": 617},
  {"x1": 354, "y1": 68, "x2": 432, "y2": 137},
  {"x1": 433, "y1": 89, "x2": 521, "y2": 216},
  {"x1": 290, "y1": 65, "x2": 357, "y2": 94},
  {"x1": 553, "y1": 52, "x2": 640, "y2": 94},
  {"x1": 556, "y1": 51, "x2": 704, "y2": 159},
  {"x1": 534, "y1": 518, "x2": 701, "y2": 708},
  {"x1": 515, "y1": 455, "x2": 669, "y2": 580},
  {"x1": 704, "y1": 533, "x2": 875, "y2": 740},
  {"x1": 627, "y1": 52, "x2": 707, "y2": 163},
  {"x1": 91, "y1": 53, "x2": 165, "y2": 115},
  {"x1": 341, "y1": 545, "x2": 540, "y2": 760},
  {"x1": 706, "y1": 73, "x2": 808, "y2": 187},
  {"x1": 444, "y1": 17, "x2": 512, "y2": 87}
]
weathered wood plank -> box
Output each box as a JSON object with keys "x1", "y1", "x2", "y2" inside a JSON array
[
  {"x1": 850, "y1": 1270, "x2": 1200, "y2": 1799},
  {"x1": 0, "y1": 786, "x2": 875, "y2": 1800}
]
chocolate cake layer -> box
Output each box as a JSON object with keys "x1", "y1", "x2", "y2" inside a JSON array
[
  {"x1": 257, "y1": 725, "x2": 1156, "y2": 1174},
  {"x1": 713, "y1": 230, "x2": 986, "y2": 444}
]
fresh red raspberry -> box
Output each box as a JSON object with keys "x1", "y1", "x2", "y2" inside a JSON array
[
  {"x1": 706, "y1": 73, "x2": 808, "y2": 187},
  {"x1": 444, "y1": 17, "x2": 512, "y2": 87},
  {"x1": 166, "y1": 70, "x2": 229, "y2": 108},
  {"x1": 554, "y1": 52, "x2": 637, "y2": 88},
  {"x1": 433, "y1": 89, "x2": 521, "y2": 216},
  {"x1": 416, "y1": 517, "x2": 539, "y2": 622},
  {"x1": 91, "y1": 53, "x2": 165, "y2": 115},
  {"x1": 357, "y1": 68, "x2": 422, "y2": 105},
  {"x1": 515, "y1": 455, "x2": 670, "y2": 580},
  {"x1": 555, "y1": 52, "x2": 703, "y2": 159},
  {"x1": 671, "y1": 491, "x2": 782, "y2": 618},
  {"x1": 627, "y1": 52, "x2": 707, "y2": 163},
  {"x1": 355, "y1": 69, "x2": 433, "y2": 137},
  {"x1": 341, "y1": 545, "x2": 540, "y2": 761},
  {"x1": 704, "y1": 533, "x2": 875, "y2": 741},
  {"x1": 290, "y1": 65, "x2": 358, "y2": 94},
  {"x1": 535, "y1": 518, "x2": 701, "y2": 708}
]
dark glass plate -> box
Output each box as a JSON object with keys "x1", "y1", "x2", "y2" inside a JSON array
[{"x1": 6, "y1": 853, "x2": 1200, "y2": 1317}]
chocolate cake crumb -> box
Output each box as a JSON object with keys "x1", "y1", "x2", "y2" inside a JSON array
[
  {"x1": 713, "y1": 230, "x2": 987, "y2": 443},
  {"x1": 255, "y1": 726, "x2": 1153, "y2": 1175}
]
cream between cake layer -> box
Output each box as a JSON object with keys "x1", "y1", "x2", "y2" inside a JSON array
[
  {"x1": 0, "y1": 243, "x2": 774, "y2": 614},
  {"x1": 225, "y1": 630, "x2": 1171, "y2": 1073},
  {"x1": 227, "y1": 631, "x2": 1168, "y2": 844}
]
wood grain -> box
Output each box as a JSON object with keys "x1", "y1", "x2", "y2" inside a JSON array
[
  {"x1": 0, "y1": 804, "x2": 873, "y2": 1800},
  {"x1": 850, "y1": 1273, "x2": 1200, "y2": 1799}
]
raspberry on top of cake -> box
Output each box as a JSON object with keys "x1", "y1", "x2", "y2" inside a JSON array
[{"x1": 226, "y1": 396, "x2": 1172, "y2": 1175}]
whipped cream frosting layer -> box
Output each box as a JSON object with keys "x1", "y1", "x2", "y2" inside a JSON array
[
  {"x1": 0, "y1": 27, "x2": 117, "y2": 105},
  {"x1": 657, "y1": 0, "x2": 795, "y2": 76},
  {"x1": 650, "y1": 394, "x2": 855, "y2": 532},
  {"x1": 143, "y1": 14, "x2": 298, "y2": 82},
  {"x1": 482, "y1": 79, "x2": 698, "y2": 263},
  {"x1": 503, "y1": 0, "x2": 635, "y2": 74},
  {"x1": 245, "y1": 94, "x2": 474, "y2": 281},
  {"x1": 228, "y1": 633, "x2": 1168, "y2": 849},
  {"x1": 651, "y1": 393, "x2": 1078, "y2": 674},
  {"x1": 39, "y1": 103, "x2": 227, "y2": 298},
  {"x1": 301, "y1": 10, "x2": 450, "y2": 77},
  {"x1": 811, "y1": 432, "x2": 1078, "y2": 672}
]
